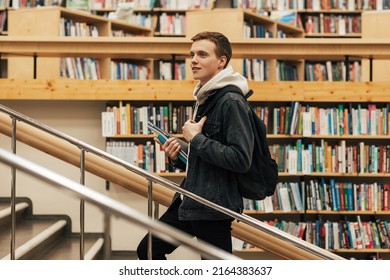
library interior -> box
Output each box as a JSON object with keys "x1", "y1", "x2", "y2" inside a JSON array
[{"x1": 0, "y1": 0, "x2": 390, "y2": 261}]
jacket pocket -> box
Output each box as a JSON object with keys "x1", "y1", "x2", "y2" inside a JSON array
[{"x1": 203, "y1": 122, "x2": 220, "y2": 138}]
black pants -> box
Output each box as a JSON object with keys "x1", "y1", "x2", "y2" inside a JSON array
[{"x1": 137, "y1": 198, "x2": 233, "y2": 260}]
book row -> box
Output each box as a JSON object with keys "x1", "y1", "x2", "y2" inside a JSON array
[
  {"x1": 243, "y1": 59, "x2": 269, "y2": 82},
  {"x1": 303, "y1": 14, "x2": 361, "y2": 35},
  {"x1": 59, "y1": 18, "x2": 100, "y2": 37},
  {"x1": 120, "y1": 13, "x2": 153, "y2": 29},
  {"x1": 90, "y1": 0, "x2": 212, "y2": 10},
  {"x1": 93, "y1": 0, "x2": 156, "y2": 9},
  {"x1": 276, "y1": 61, "x2": 299, "y2": 81},
  {"x1": 243, "y1": 60, "x2": 301, "y2": 82},
  {"x1": 107, "y1": 137, "x2": 390, "y2": 178},
  {"x1": 243, "y1": 22, "x2": 273, "y2": 38},
  {"x1": 305, "y1": 217, "x2": 390, "y2": 250},
  {"x1": 58, "y1": 57, "x2": 336, "y2": 81},
  {"x1": 102, "y1": 101, "x2": 390, "y2": 137},
  {"x1": 60, "y1": 57, "x2": 102, "y2": 80},
  {"x1": 106, "y1": 137, "x2": 390, "y2": 212},
  {"x1": 240, "y1": 217, "x2": 390, "y2": 256},
  {"x1": 9, "y1": 0, "x2": 62, "y2": 8},
  {"x1": 305, "y1": 60, "x2": 361, "y2": 82},
  {"x1": 159, "y1": 61, "x2": 186, "y2": 80},
  {"x1": 306, "y1": 178, "x2": 390, "y2": 211},
  {"x1": 158, "y1": 12, "x2": 186, "y2": 36},
  {"x1": 157, "y1": 0, "x2": 212, "y2": 9},
  {"x1": 244, "y1": 182, "x2": 304, "y2": 212},
  {"x1": 105, "y1": 140, "x2": 180, "y2": 173},
  {"x1": 111, "y1": 60, "x2": 187, "y2": 81},
  {"x1": 271, "y1": 102, "x2": 390, "y2": 136},
  {"x1": 261, "y1": 217, "x2": 390, "y2": 250},
  {"x1": 232, "y1": 0, "x2": 388, "y2": 10},
  {"x1": 102, "y1": 102, "x2": 193, "y2": 137},
  {"x1": 271, "y1": 141, "x2": 390, "y2": 174},
  {"x1": 0, "y1": 11, "x2": 6, "y2": 32},
  {"x1": 244, "y1": 179, "x2": 390, "y2": 212},
  {"x1": 110, "y1": 61, "x2": 150, "y2": 80}
]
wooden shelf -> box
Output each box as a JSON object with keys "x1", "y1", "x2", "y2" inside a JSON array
[
  {"x1": 1, "y1": 79, "x2": 390, "y2": 101},
  {"x1": 107, "y1": 133, "x2": 390, "y2": 140},
  {"x1": 305, "y1": 33, "x2": 362, "y2": 38},
  {"x1": 306, "y1": 210, "x2": 390, "y2": 215},
  {"x1": 278, "y1": 172, "x2": 390, "y2": 177},
  {"x1": 298, "y1": 9, "x2": 363, "y2": 14},
  {"x1": 330, "y1": 248, "x2": 390, "y2": 253},
  {"x1": 244, "y1": 210, "x2": 304, "y2": 214},
  {"x1": 6, "y1": 7, "x2": 153, "y2": 79},
  {"x1": 2, "y1": 36, "x2": 390, "y2": 60}
]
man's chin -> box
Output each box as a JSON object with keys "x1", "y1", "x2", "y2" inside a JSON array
[{"x1": 192, "y1": 74, "x2": 200, "y2": 80}]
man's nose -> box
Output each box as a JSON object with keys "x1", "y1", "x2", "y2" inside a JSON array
[{"x1": 191, "y1": 55, "x2": 197, "y2": 63}]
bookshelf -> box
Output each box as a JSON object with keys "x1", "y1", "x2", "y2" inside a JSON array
[
  {"x1": 186, "y1": 8, "x2": 304, "y2": 81},
  {"x1": 225, "y1": 0, "x2": 389, "y2": 38},
  {"x1": 361, "y1": 10, "x2": 390, "y2": 82},
  {"x1": 7, "y1": 6, "x2": 152, "y2": 79},
  {"x1": 102, "y1": 75, "x2": 390, "y2": 259},
  {"x1": 91, "y1": 1, "x2": 215, "y2": 37}
]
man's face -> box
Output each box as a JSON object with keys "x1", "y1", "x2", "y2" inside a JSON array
[{"x1": 190, "y1": 39, "x2": 225, "y2": 86}]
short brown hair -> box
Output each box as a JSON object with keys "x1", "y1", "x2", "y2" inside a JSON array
[{"x1": 191, "y1": 31, "x2": 232, "y2": 68}]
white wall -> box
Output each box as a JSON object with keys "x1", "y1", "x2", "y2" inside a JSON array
[{"x1": 0, "y1": 101, "x2": 167, "y2": 253}]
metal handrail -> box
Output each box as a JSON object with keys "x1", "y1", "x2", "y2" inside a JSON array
[
  {"x1": 0, "y1": 104, "x2": 344, "y2": 260},
  {"x1": 0, "y1": 148, "x2": 240, "y2": 260}
]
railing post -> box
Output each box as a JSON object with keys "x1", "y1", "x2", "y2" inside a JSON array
[
  {"x1": 154, "y1": 201, "x2": 159, "y2": 223},
  {"x1": 103, "y1": 213, "x2": 111, "y2": 260},
  {"x1": 147, "y1": 180, "x2": 153, "y2": 260},
  {"x1": 79, "y1": 149, "x2": 85, "y2": 260},
  {"x1": 10, "y1": 118, "x2": 17, "y2": 260}
]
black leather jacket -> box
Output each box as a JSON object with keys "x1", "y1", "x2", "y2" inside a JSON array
[{"x1": 172, "y1": 90, "x2": 254, "y2": 220}]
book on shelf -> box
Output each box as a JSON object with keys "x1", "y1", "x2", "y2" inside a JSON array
[
  {"x1": 66, "y1": 0, "x2": 90, "y2": 12},
  {"x1": 270, "y1": 10, "x2": 298, "y2": 27},
  {"x1": 101, "y1": 110, "x2": 115, "y2": 137}
]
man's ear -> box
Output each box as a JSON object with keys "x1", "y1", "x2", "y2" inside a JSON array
[{"x1": 219, "y1": 56, "x2": 227, "y2": 68}]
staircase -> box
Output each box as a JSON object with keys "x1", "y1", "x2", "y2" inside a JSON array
[{"x1": 0, "y1": 197, "x2": 136, "y2": 260}]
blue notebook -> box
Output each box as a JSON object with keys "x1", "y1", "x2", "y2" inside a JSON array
[{"x1": 147, "y1": 121, "x2": 188, "y2": 164}]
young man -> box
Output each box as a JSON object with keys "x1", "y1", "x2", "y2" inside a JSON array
[{"x1": 137, "y1": 31, "x2": 254, "y2": 259}]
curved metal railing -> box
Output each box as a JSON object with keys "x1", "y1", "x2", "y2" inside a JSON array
[
  {"x1": 0, "y1": 148, "x2": 240, "y2": 260},
  {"x1": 0, "y1": 104, "x2": 344, "y2": 260}
]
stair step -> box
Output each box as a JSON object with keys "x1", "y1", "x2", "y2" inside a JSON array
[
  {"x1": 0, "y1": 202, "x2": 29, "y2": 215},
  {"x1": 38, "y1": 235, "x2": 104, "y2": 260},
  {"x1": 0, "y1": 198, "x2": 107, "y2": 260},
  {"x1": 1, "y1": 219, "x2": 67, "y2": 260},
  {"x1": 0, "y1": 202, "x2": 30, "y2": 228},
  {"x1": 110, "y1": 250, "x2": 138, "y2": 260}
]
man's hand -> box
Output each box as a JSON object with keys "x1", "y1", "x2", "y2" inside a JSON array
[
  {"x1": 154, "y1": 137, "x2": 181, "y2": 160},
  {"x1": 182, "y1": 116, "x2": 207, "y2": 142}
]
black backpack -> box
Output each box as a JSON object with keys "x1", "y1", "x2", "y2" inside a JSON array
[{"x1": 199, "y1": 85, "x2": 278, "y2": 200}]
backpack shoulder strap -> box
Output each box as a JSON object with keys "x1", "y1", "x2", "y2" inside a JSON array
[
  {"x1": 200, "y1": 85, "x2": 246, "y2": 117},
  {"x1": 245, "y1": 89, "x2": 254, "y2": 100}
]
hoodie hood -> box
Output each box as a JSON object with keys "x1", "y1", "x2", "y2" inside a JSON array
[{"x1": 193, "y1": 65, "x2": 249, "y2": 106}]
